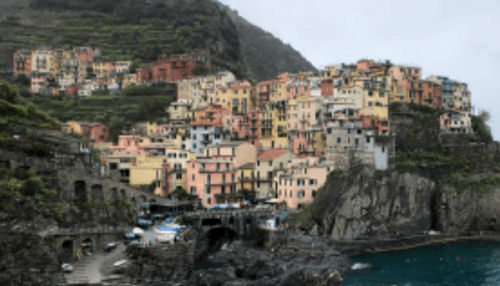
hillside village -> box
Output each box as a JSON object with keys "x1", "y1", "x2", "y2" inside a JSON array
[{"x1": 13, "y1": 47, "x2": 474, "y2": 210}]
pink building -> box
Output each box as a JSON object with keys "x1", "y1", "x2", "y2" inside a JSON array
[
  {"x1": 110, "y1": 135, "x2": 144, "y2": 154},
  {"x1": 409, "y1": 80, "x2": 442, "y2": 108},
  {"x1": 276, "y1": 158, "x2": 331, "y2": 209},
  {"x1": 285, "y1": 81, "x2": 311, "y2": 100},
  {"x1": 13, "y1": 49, "x2": 32, "y2": 75},
  {"x1": 79, "y1": 122, "x2": 109, "y2": 144},
  {"x1": 187, "y1": 142, "x2": 257, "y2": 207}
]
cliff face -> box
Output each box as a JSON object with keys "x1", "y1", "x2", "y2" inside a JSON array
[
  {"x1": 312, "y1": 168, "x2": 435, "y2": 240},
  {"x1": 309, "y1": 103, "x2": 500, "y2": 240},
  {"x1": 312, "y1": 167, "x2": 500, "y2": 241},
  {"x1": 437, "y1": 186, "x2": 500, "y2": 233}
]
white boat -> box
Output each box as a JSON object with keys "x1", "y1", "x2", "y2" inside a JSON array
[{"x1": 350, "y1": 262, "x2": 372, "y2": 271}]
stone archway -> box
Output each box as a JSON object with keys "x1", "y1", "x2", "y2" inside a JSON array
[
  {"x1": 202, "y1": 218, "x2": 222, "y2": 226},
  {"x1": 61, "y1": 240, "x2": 74, "y2": 261},
  {"x1": 205, "y1": 227, "x2": 237, "y2": 254}
]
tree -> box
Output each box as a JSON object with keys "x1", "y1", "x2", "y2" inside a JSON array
[{"x1": 0, "y1": 80, "x2": 17, "y2": 103}]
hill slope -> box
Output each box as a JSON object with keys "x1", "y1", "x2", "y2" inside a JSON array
[
  {"x1": 222, "y1": 6, "x2": 317, "y2": 81},
  {"x1": 0, "y1": 0, "x2": 315, "y2": 80}
]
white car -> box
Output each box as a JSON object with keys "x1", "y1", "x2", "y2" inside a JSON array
[
  {"x1": 61, "y1": 263, "x2": 73, "y2": 272},
  {"x1": 113, "y1": 259, "x2": 128, "y2": 267}
]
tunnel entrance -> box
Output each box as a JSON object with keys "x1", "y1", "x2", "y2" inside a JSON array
[{"x1": 205, "y1": 227, "x2": 237, "y2": 254}]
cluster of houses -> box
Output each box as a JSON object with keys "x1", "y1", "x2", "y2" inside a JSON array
[
  {"x1": 12, "y1": 47, "x2": 208, "y2": 96},
  {"x1": 57, "y1": 57, "x2": 473, "y2": 210}
]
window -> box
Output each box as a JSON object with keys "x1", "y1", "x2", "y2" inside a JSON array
[
  {"x1": 206, "y1": 187, "x2": 211, "y2": 194},
  {"x1": 257, "y1": 160, "x2": 260, "y2": 166},
  {"x1": 192, "y1": 174, "x2": 195, "y2": 180},
  {"x1": 176, "y1": 173, "x2": 182, "y2": 179},
  {"x1": 109, "y1": 162, "x2": 118, "y2": 170},
  {"x1": 312, "y1": 190, "x2": 317, "y2": 197},
  {"x1": 190, "y1": 186, "x2": 196, "y2": 195},
  {"x1": 297, "y1": 178, "x2": 305, "y2": 186},
  {"x1": 298, "y1": 190, "x2": 305, "y2": 198},
  {"x1": 309, "y1": 179, "x2": 316, "y2": 185},
  {"x1": 337, "y1": 137, "x2": 341, "y2": 144},
  {"x1": 269, "y1": 160, "x2": 273, "y2": 166}
]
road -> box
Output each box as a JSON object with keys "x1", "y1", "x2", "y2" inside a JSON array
[{"x1": 64, "y1": 243, "x2": 127, "y2": 285}]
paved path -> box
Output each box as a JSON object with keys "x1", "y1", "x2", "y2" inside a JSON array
[{"x1": 64, "y1": 243, "x2": 127, "y2": 285}]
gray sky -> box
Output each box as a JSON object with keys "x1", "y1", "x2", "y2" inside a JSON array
[{"x1": 220, "y1": 0, "x2": 500, "y2": 140}]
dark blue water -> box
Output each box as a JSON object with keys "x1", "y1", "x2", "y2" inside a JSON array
[{"x1": 343, "y1": 241, "x2": 500, "y2": 286}]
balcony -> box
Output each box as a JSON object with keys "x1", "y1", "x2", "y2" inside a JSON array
[
  {"x1": 199, "y1": 168, "x2": 236, "y2": 173},
  {"x1": 208, "y1": 181, "x2": 237, "y2": 186}
]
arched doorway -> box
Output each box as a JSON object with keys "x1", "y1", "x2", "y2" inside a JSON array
[
  {"x1": 74, "y1": 181, "x2": 87, "y2": 205},
  {"x1": 61, "y1": 240, "x2": 74, "y2": 261},
  {"x1": 82, "y1": 238, "x2": 94, "y2": 255}
]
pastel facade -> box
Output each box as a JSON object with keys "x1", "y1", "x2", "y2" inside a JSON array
[
  {"x1": 187, "y1": 142, "x2": 257, "y2": 207},
  {"x1": 220, "y1": 81, "x2": 253, "y2": 115},
  {"x1": 13, "y1": 49, "x2": 32, "y2": 75},
  {"x1": 136, "y1": 54, "x2": 209, "y2": 83},
  {"x1": 276, "y1": 158, "x2": 331, "y2": 209},
  {"x1": 190, "y1": 105, "x2": 230, "y2": 154},
  {"x1": 440, "y1": 111, "x2": 472, "y2": 134},
  {"x1": 255, "y1": 149, "x2": 291, "y2": 199}
]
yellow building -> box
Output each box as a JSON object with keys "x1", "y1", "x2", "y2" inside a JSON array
[
  {"x1": 237, "y1": 163, "x2": 256, "y2": 196},
  {"x1": 66, "y1": 121, "x2": 84, "y2": 135},
  {"x1": 259, "y1": 105, "x2": 288, "y2": 149},
  {"x1": 220, "y1": 81, "x2": 253, "y2": 114},
  {"x1": 129, "y1": 154, "x2": 166, "y2": 195},
  {"x1": 390, "y1": 80, "x2": 411, "y2": 103}
]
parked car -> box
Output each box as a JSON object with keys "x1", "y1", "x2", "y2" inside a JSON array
[
  {"x1": 61, "y1": 263, "x2": 73, "y2": 273},
  {"x1": 104, "y1": 241, "x2": 119, "y2": 252}
]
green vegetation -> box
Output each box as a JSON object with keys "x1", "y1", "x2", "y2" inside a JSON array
[
  {"x1": 0, "y1": 0, "x2": 315, "y2": 81},
  {"x1": 227, "y1": 8, "x2": 317, "y2": 81},
  {"x1": 29, "y1": 86, "x2": 175, "y2": 141},
  {"x1": 0, "y1": 80, "x2": 59, "y2": 156},
  {"x1": 390, "y1": 102, "x2": 499, "y2": 192},
  {"x1": 0, "y1": 166, "x2": 66, "y2": 222},
  {"x1": 1, "y1": 0, "x2": 245, "y2": 77}
]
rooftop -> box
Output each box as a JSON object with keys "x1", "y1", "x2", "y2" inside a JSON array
[{"x1": 258, "y1": 148, "x2": 288, "y2": 160}]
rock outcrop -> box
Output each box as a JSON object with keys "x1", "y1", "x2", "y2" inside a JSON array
[
  {"x1": 311, "y1": 166, "x2": 500, "y2": 241},
  {"x1": 122, "y1": 232, "x2": 348, "y2": 286},
  {"x1": 437, "y1": 186, "x2": 500, "y2": 233},
  {"x1": 312, "y1": 167, "x2": 435, "y2": 240}
]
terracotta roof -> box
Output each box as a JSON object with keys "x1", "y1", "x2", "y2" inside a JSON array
[{"x1": 258, "y1": 148, "x2": 288, "y2": 160}]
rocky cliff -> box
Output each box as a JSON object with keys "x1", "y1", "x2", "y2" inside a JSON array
[
  {"x1": 308, "y1": 103, "x2": 500, "y2": 241},
  {"x1": 312, "y1": 167, "x2": 435, "y2": 240}
]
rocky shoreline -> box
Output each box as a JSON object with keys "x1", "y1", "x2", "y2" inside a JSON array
[
  {"x1": 120, "y1": 232, "x2": 349, "y2": 286},
  {"x1": 331, "y1": 231, "x2": 500, "y2": 257}
]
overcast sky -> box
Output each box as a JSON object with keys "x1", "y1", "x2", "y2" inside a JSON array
[{"x1": 220, "y1": 0, "x2": 500, "y2": 140}]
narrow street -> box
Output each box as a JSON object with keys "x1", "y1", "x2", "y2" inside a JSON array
[{"x1": 64, "y1": 243, "x2": 127, "y2": 285}]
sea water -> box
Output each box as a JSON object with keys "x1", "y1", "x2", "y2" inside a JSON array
[{"x1": 343, "y1": 241, "x2": 500, "y2": 286}]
